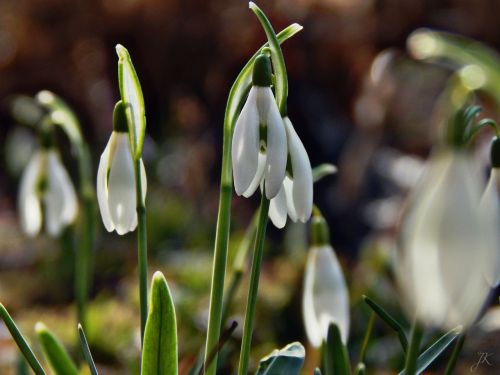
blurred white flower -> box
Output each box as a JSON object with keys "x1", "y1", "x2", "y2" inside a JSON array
[
  {"x1": 97, "y1": 131, "x2": 146, "y2": 235},
  {"x1": 303, "y1": 238, "x2": 350, "y2": 346},
  {"x1": 269, "y1": 117, "x2": 313, "y2": 228},
  {"x1": 232, "y1": 54, "x2": 287, "y2": 199},
  {"x1": 18, "y1": 149, "x2": 78, "y2": 237},
  {"x1": 480, "y1": 167, "x2": 500, "y2": 287},
  {"x1": 397, "y1": 150, "x2": 497, "y2": 329}
]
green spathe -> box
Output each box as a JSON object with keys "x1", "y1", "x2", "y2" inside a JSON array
[{"x1": 141, "y1": 271, "x2": 178, "y2": 375}]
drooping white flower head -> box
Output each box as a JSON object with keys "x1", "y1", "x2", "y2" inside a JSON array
[
  {"x1": 397, "y1": 150, "x2": 497, "y2": 329},
  {"x1": 269, "y1": 117, "x2": 313, "y2": 228},
  {"x1": 303, "y1": 215, "x2": 350, "y2": 346},
  {"x1": 232, "y1": 54, "x2": 287, "y2": 199},
  {"x1": 18, "y1": 145, "x2": 78, "y2": 237},
  {"x1": 97, "y1": 102, "x2": 146, "y2": 235}
]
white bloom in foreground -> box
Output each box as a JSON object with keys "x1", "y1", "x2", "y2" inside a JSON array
[
  {"x1": 303, "y1": 245, "x2": 350, "y2": 346},
  {"x1": 18, "y1": 149, "x2": 78, "y2": 237},
  {"x1": 97, "y1": 131, "x2": 146, "y2": 235},
  {"x1": 232, "y1": 55, "x2": 287, "y2": 199},
  {"x1": 480, "y1": 167, "x2": 500, "y2": 287},
  {"x1": 269, "y1": 117, "x2": 313, "y2": 228},
  {"x1": 397, "y1": 150, "x2": 497, "y2": 329}
]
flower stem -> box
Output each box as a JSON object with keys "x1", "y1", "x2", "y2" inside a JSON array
[
  {"x1": 444, "y1": 333, "x2": 466, "y2": 375},
  {"x1": 135, "y1": 158, "x2": 148, "y2": 344},
  {"x1": 237, "y1": 195, "x2": 270, "y2": 375},
  {"x1": 358, "y1": 311, "x2": 375, "y2": 364},
  {"x1": 404, "y1": 321, "x2": 423, "y2": 375}
]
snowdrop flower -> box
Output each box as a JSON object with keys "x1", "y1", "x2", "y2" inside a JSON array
[
  {"x1": 397, "y1": 149, "x2": 497, "y2": 329},
  {"x1": 97, "y1": 102, "x2": 146, "y2": 235},
  {"x1": 303, "y1": 214, "x2": 350, "y2": 346},
  {"x1": 479, "y1": 137, "x2": 500, "y2": 287},
  {"x1": 18, "y1": 138, "x2": 78, "y2": 237},
  {"x1": 232, "y1": 54, "x2": 287, "y2": 199},
  {"x1": 269, "y1": 117, "x2": 313, "y2": 228}
]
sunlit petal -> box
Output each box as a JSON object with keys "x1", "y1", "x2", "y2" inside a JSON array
[
  {"x1": 44, "y1": 151, "x2": 78, "y2": 236},
  {"x1": 269, "y1": 184, "x2": 287, "y2": 228},
  {"x1": 303, "y1": 245, "x2": 350, "y2": 346},
  {"x1": 232, "y1": 87, "x2": 260, "y2": 196},
  {"x1": 97, "y1": 134, "x2": 116, "y2": 232},
  {"x1": 263, "y1": 89, "x2": 287, "y2": 198},
  {"x1": 108, "y1": 133, "x2": 137, "y2": 235},
  {"x1": 284, "y1": 117, "x2": 313, "y2": 222},
  {"x1": 18, "y1": 151, "x2": 45, "y2": 237}
]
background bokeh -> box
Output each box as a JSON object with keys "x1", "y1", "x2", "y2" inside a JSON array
[{"x1": 1, "y1": 0, "x2": 500, "y2": 374}]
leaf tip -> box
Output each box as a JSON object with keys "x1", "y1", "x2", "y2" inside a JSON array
[
  {"x1": 116, "y1": 44, "x2": 129, "y2": 60},
  {"x1": 34, "y1": 321, "x2": 47, "y2": 334}
]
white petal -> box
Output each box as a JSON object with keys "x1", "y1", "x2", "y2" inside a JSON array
[
  {"x1": 284, "y1": 117, "x2": 313, "y2": 222},
  {"x1": 283, "y1": 177, "x2": 298, "y2": 222},
  {"x1": 479, "y1": 168, "x2": 500, "y2": 287},
  {"x1": 261, "y1": 89, "x2": 286, "y2": 198},
  {"x1": 127, "y1": 158, "x2": 147, "y2": 232},
  {"x1": 44, "y1": 151, "x2": 78, "y2": 236},
  {"x1": 398, "y1": 151, "x2": 494, "y2": 329},
  {"x1": 18, "y1": 151, "x2": 45, "y2": 237},
  {"x1": 108, "y1": 133, "x2": 137, "y2": 235},
  {"x1": 303, "y1": 245, "x2": 350, "y2": 347},
  {"x1": 232, "y1": 87, "x2": 260, "y2": 196},
  {"x1": 268, "y1": 184, "x2": 287, "y2": 228},
  {"x1": 243, "y1": 152, "x2": 266, "y2": 198},
  {"x1": 97, "y1": 134, "x2": 116, "y2": 232}
]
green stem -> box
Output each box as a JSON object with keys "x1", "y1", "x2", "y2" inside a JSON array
[
  {"x1": 135, "y1": 158, "x2": 148, "y2": 344},
  {"x1": 404, "y1": 321, "x2": 423, "y2": 375},
  {"x1": 249, "y1": 2, "x2": 288, "y2": 115},
  {"x1": 358, "y1": 311, "x2": 375, "y2": 364},
  {"x1": 237, "y1": 195, "x2": 270, "y2": 375},
  {"x1": 444, "y1": 333, "x2": 466, "y2": 375}
]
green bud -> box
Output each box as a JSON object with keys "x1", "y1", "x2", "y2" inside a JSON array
[
  {"x1": 113, "y1": 100, "x2": 129, "y2": 133},
  {"x1": 491, "y1": 136, "x2": 500, "y2": 168},
  {"x1": 252, "y1": 54, "x2": 273, "y2": 87},
  {"x1": 310, "y1": 214, "x2": 330, "y2": 246}
]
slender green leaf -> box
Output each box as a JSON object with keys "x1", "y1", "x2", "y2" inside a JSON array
[
  {"x1": 35, "y1": 323, "x2": 78, "y2": 375},
  {"x1": 78, "y1": 324, "x2": 98, "y2": 375},
  {"x1": 362, "y1": 295, "x2": 408, "y2": 351},
  {"x1": 249, "y1": 2, "x2": 289, "y2": 115},
  {"x1": 324, "y1": 323, "x2": 351, "y2": 375},
  {"x1": 314, "y1": 368, "x2": 323, "y2": 375},
  {"x1": 399, "y1": 326, "x2": 462, "y2": 375},
  {"x1": 0, "y1": 304, "x2": 46, "y2": 375},
  {"x1": 116, "y1": 44, "x2": 146, "y2": 160},
  {"x1": 141, "y1": 271, "x2": 178, "y2": 375},
  {"x1": 36, "y1": 90, "x2": 83, "y2": 146},
  {"x1": 255, "y1": 342, "x2": 305, "y2": 375},
  {"x1": 313, "y1": 164, "x2": 337, "y2": 183}
]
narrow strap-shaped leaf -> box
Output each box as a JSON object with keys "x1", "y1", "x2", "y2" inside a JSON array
[
  {"x1": 35, "y1": 322, "x2": 78, "y2": 375},
  {"x1": 355, "y1": 363, "x2": 366, "y2": 375},
  {"x1": 141, "y1": 271, "x2": 178, "y2": 375},
  {"x1": 362, "y1": 295, "x2": 408, "y2": 351},
  {"x1": 313, "y1": 164, "x2": 337, "y2": 183},
  {"x1": 78, "y1": 324, "x2": 98, "y2": 375},
  {"x1": 255, "y1": 342, "x2": 305, "y2": 375},
  {"x1": 324, "y1": 323, "x2": 351, "y2": 375},
  {"x1": 116, "y1": 44, "x2": 146, "y2": 160},
  {"x1": 314, "y1": 368, "x2": 323, "y2": 375},
  {"x1": 399, "y1": 326, "x2": 462, "y2": 375},
  {"x1": 0, "y1": 304, "x2": 46, "y2": 375}
]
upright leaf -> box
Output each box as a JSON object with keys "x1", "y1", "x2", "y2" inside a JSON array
[
  {"x1": 116, "y1": 44, "x2": 146, "y2": 160},
  {"x1": 141, "y1": 272, "x2": 178, "y2": 375},
  {"x1": 255, "y1": 342, "x2": 305, "y2": 375},
  {"x1": 324, "y1": 323, "x2": 350, "y2": 375},
  {"x1": 399, "y1": 326, "x2": 462, "y2": 375},
  {"x1": 78, "y1": 324, "x2": 99, "y2": 375},
  {"x1": 0, "y1": 304, "x2": 46, "y2": 375},
  {"x1": 35, "y1": 323, "x2": 78, "y2": 375}
]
